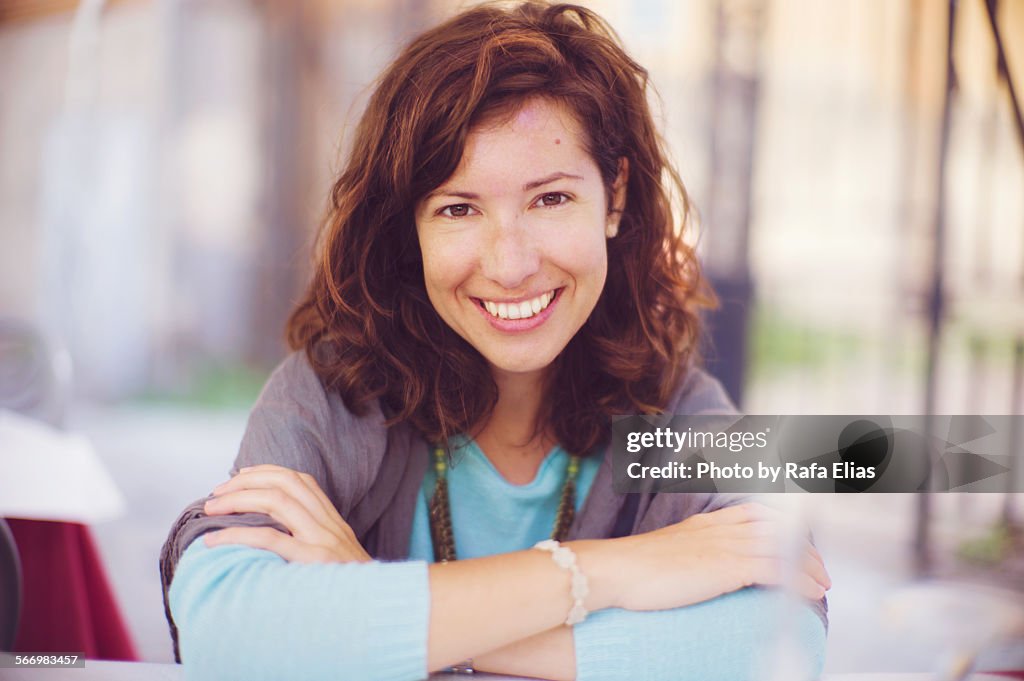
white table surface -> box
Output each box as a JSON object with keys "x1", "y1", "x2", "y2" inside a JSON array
[{"x1": 0, "y1": 661, "x2": 1019, "y2": 681}]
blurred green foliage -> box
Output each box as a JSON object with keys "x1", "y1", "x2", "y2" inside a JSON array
[
  {"x1": 747, "y1": 304, "x2": 873, "y2": 377},
  {"x1": 133, "y1": 362, "x2": 268, "y2": 409},
  {"x1": 957, "y1": 522, "x2": 1016, "y2": 566},
  {"x1": 746, "y1": 302, "x2": 1019, "y2": 379}
]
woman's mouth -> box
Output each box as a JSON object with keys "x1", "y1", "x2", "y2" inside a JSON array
[
  {"x1": 476, "y1": 289, "x2": 559, "y2": 320},
  {"x1": 472, "y1": 288, "x2": 563, "y2": 330}
]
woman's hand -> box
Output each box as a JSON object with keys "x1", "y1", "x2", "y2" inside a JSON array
[
  {"x1": 201, "y1": 463, "x2": 372, "y2": 564},
  {"x1": 579, "y1": 502, "x2": 831, "y2": 612}
]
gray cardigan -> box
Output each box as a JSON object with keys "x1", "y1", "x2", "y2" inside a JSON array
[{"x1": 159, "y1": 352, "x2": 827, "y2": 661}]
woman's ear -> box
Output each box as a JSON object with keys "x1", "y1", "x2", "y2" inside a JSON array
[{"x1": 606, "y1": 157, "x2": 629, "y2": 239}]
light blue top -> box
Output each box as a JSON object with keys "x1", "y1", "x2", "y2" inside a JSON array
[
  {"x1": 407, "y1": 436, "x2": 600, "y2": 561},
  {"x1": 169, "y1": 439, "x2": 826, "y2": 681}
]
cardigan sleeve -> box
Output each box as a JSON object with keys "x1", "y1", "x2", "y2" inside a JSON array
[
  {"x1": 169, "y1": 538, "x2": 430, "y2": 681},
  {"x1": 159, "y1": 351, "x2": 389, "y2": 662}
]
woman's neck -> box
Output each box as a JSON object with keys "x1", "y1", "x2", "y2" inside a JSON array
[{"x1": 473, "y1": 366, "x2": 554, "y2": 485}]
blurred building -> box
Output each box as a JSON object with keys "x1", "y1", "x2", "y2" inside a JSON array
[{"x1": 1, "y1": 0, "x2": 1021, "y2": 411}]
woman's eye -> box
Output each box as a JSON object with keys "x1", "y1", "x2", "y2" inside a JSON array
[
  {"x1": 535, "y1": 192, "x2": 569, "y2": 207},
  {"x1": 440, "y1": 204, "x2": 474, "y2": 218}
]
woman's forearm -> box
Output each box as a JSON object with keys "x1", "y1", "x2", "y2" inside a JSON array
[
  {"x1": 471, "y1": 589, "x2": 828, "y2": 681},
  {"x1": 169, "y1": 540, "x2": 430, "y2": 681},
  {"x1": 425, "y1": 538, "x2": 608, "y2": 671},
  {"x1": 473, "y1": 625, "x2": 575, "y2": 680}
]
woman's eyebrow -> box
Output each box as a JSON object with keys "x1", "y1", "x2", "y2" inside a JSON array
[
  {"x1": 426, "y1": 172, "x2": 585, "y2": 202},
  {"x1": 523, "y1": 172, "x2": 584, "y2": 190}
]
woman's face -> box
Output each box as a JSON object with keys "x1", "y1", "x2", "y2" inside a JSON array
[{"x1": 415, "y1": 97, "x2": 625, "y2": 381}]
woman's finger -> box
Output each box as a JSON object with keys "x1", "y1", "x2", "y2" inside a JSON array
[
  {"x1": 804, "y1": 545, "x2": 832, "y2": 589},
  {"x1": 705, "y1": 502, "x2": 780, "y2": 526},
  {"x1": 293, "y1": 471, "x2": 352, "y2": 533},
  {"x1": 210, "y1": 466, "x2": 371, "y2": 562},
  {"x1": 203, "y1": 527, "x2": 336, "y2": 564},
  {"x1": 795, "y1": 572, "x2": 829, "y2": 602},
  {"x1": 213, "y1": 468, "x2": 338, "y2": 534},
  {"x1": 204, "y1": 488, "x2": 335, "y2": 547},
  {"x1": 235, "y1": 463, "x2": 291, "y2": 474},
  {"x1": 719, "y1": 519, "x2": 787, "y2": 543},
  {"x1": 810, "y1": 544, "x2": 827, "y2": 570},
  {"x1": 725, "y1": 534, "x2": 785, "y2": 558},
  {"x1": 728, "y1": 536, "x2": 831, "y2": 590},
  {"x1": 229, "y1": 469, "x2": 359, "y2": 546}
]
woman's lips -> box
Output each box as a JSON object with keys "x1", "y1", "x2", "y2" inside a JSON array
[{"x1": 474, "y1": 288, "x2": 562, "y2": 332}]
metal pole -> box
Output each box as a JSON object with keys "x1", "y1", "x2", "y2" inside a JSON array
[
  {"x1": 915, "y1": 0, "x2": 958, "y2": 576},
  {"x1": 978, "y1": 0, "x2": 1024, "y2": 533},
  {"x1": 703, "y1": 0, "x2": 766, "y2": 407},
  {"x1": 981, "y1": 0, "x2": 1024, "y2": 153}
]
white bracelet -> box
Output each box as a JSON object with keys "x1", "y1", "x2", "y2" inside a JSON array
[
  {"x1": 533, "y1": 539, "x2": 589, "y2": 626},
  {"x1": 446, "y1": 658, "x2": 474, "y2": 674}
]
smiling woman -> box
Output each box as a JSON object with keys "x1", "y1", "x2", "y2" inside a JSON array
[{"x1": 158, "y1": 3, "x2": 830, "y2": 680}]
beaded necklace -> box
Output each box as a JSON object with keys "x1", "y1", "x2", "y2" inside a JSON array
[{"x1": 427, "y1": 444, "x2": 581, "y2": 563}]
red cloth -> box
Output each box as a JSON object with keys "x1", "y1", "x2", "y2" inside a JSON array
[{"x1": 6, "y1": 518, "x2": 137, "y2": 660}]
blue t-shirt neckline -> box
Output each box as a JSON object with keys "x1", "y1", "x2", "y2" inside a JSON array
[
  {"x1": 408, "y1": 435, "x2": 602, "y2": 562},
  {"x1": 446, "y1": 433, "x2": 568, "y2": 492}
]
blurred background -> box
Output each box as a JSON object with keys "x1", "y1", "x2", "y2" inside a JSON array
[{"x1": 0, "y1": 0, "x2": 1022, "y2": 674}]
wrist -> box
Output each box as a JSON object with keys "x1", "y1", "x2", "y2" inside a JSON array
[{"x1": 564, "y1": 538, "x2": 618, "y2": 612}]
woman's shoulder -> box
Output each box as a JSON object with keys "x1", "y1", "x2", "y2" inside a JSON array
[
  {"x1": 255, "y1": 350, "x2": 335, "y2": 410},
  {"x1": 239, "y1": 351, "x2": 390, "y2": 481},
  {"x1": 253, "y1": 350, "x2": 385, "y2": 428},
  {"x1": 664, "y1": 363, "x2": 739, "y2": 416}
]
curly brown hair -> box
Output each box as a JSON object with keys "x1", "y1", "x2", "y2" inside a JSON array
[{"x1": 286, "y1": 1, "x2": 715, "y2": 457}]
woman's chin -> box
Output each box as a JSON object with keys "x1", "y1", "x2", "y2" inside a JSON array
[{"x1": 484, "y1": 354, "x2": 557, "y2": 380}]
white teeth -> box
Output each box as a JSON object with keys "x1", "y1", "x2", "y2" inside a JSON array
[{"x1": 481, "y1": 290, "x2": 555, "y2": 320}]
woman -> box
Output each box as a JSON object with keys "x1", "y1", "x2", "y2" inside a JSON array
[{"x1": 159, "y1": 3, "x2": 830, "y2": 679}]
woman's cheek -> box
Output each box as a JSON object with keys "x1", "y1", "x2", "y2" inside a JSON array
[
  {"x1": 421, "y1": 237, "x2": 475, "y2": 291},
  {"x1": 551, "y1": 224, "x2": 608, "y2": 275}
]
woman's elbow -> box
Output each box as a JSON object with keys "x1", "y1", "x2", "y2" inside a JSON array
[{"x1": 717, "y1": 587, "x2": 827, "y2": 679}]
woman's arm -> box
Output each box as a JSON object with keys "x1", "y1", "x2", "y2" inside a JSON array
[
  {"x1": 474, "y1": 590, "x2": 828, "y2": 681},
  {"x1": 191, "y1": 465, "x2": 829, "y2": 679},
  {"x1": 425, "y1": 538, "x2": 611, "y2": 672},
  {"x1": 173, "y1": 534, "x2": 825, "y2": 681},
  {"x1": 170, "y1": 534, "x2": 613, "y2": 681},
  {"x1": 195, "y1": 465, "x2": 615, "y2": 674},
  {"x1": 169, "y1": 539, "x2": 430, "y2": 681}
]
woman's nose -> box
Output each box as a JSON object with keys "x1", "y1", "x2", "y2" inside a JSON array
[{"x1": 480, "y1": 216, "x2": 540, "y2": 291}]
